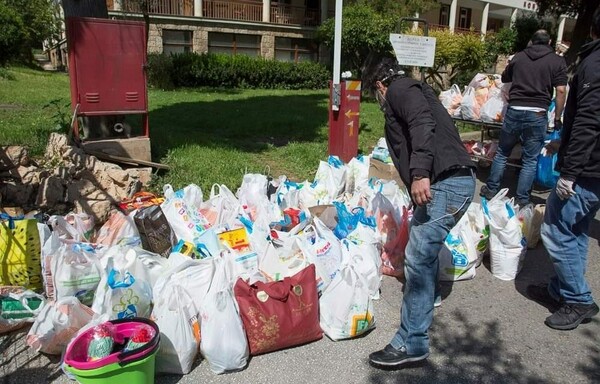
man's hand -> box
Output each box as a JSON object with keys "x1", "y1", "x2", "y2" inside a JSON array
[
  {"x1": 542, "y1": 140, "x2": 561, "y2": 156},
  {"x1": 555, "y1": 177, "x2": 576, "y2": 200},
  {"x1": 411, "y1": 178, "x2": 432, "y2": 206},
  {"x1": 554, "y1": 120, "x2": 563, "y2": 132}
]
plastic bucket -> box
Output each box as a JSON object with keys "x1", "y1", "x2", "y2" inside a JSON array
[
  {"x1": 64, "y1": 348, "x2": 157, "y2": 384},
  {"x1": 64, "y1": 318, "x2": 159, "y2": 384}
]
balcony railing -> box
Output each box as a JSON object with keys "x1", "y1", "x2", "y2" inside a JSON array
[
  {"x1": 270, "y1": 3, "x2": 319, "y2": 26},
  {"x1": 203, "y1": 0, "x2": 263, "y2": 22},
  {"x1": 108, "y1": 0, "x2": 319, "y2": 26},
  {"x1": 118, "y1": 0, "x2": 194, "y2": 17}
]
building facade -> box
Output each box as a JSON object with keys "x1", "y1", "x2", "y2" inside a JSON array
[{"x1": 47, "y1": 0, "x2": 575, "y2": 70}]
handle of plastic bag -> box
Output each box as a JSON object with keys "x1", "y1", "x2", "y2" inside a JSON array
[
  {"x1": 107, "y1": 269, "x2": 135, "y2": 289},
  {"x1": 8, "y1": 290, "x2": 46, "y2": 315},
  {"x1": 162, "y1": 184, "x2": 175, "y2": 199}
]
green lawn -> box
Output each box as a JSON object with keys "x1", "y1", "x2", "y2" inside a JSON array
[{"x1": 0, "y1": 67, "x2": 385, "y2": 193}]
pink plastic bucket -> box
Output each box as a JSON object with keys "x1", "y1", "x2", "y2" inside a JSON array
[{"x1": 64, "y1": 318, "x2": 159, "y2": 370}]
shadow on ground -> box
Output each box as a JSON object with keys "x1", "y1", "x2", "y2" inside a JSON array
[
  {"x1": 147, "y1": 93, "x2": 331, "y2": 161},
  {"x1": 367, "y1": 309, "x2": 547, "y2": 383}
]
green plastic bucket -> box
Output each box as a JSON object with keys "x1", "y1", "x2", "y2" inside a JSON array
[{"x1": 64, "y1": 348, "x2": 157, "y2": 384}]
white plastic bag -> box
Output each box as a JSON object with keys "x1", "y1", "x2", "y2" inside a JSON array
[
  {"x1": 345, "y1": 156, "x2": 370, "y2": 195},
  {"x1": 199, "y1": 257, "x2": 248, "y2": 374},
  {"x1": 153, "y1": 284, "x2": 200, "y2": 374},
  {"x1": 461, "y1": 86, "x2": 480, "y2": 121},
  {"x1": 94, "y1": 210, "x2": 140, "y2": 246},
  {"x1": 0, "y1": 289, "x2": 46, "y2": 333},
  {"x1": 153, "y1": 252, "x2": 215, "y2": 315},
  {"x1": 51, "y1": 243, "x2": 102, "y2": 306},
  {"x1": 319, "y1": 251, "x2": 375, "y2": 341},
  {"x1": 298, "y1": 218, "x2": 344, "y2": 294},
  {"x1": 199, "y1": 184, "x2": 240, "y2": 227},
  {"x1": 258, "y1": 237, "x2": 310, "y2": 282},
  {"x1": 483, "y1": 189, "x2": 526, "y2": 281},
  {"x1": 26, "y1": 296, "x2": 94, "y2": 355},
  {"x1": 438, "y1": 212, "x2": 479, "y2": 281},
  {"x1": 161, "y1": 184, "x2": 210, "y2": 245},
  {"x1": 480, "y1": 88, "x2": 505, "y2": 123},
  {"x1": 91, "y1": 251, "x2": 153, "y2": 319},
  {"x1": 314, "y1": 157, "x2": 347, "y2": 201}
]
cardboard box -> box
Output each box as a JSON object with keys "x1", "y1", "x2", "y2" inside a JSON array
[
  {"x1": 368, "y1": 158, "x2": 404, "y2": 186},
  {"x1": 308, "y1": 205, "x2": 337, "y2": 230}
]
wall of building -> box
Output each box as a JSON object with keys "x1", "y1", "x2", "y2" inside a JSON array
[{"x1": 147, "y1": 17, "x2": 316, "y2": 59}]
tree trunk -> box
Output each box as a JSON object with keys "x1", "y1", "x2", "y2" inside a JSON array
[
  {"x1": 564, "y1": 0, "x2": 600, "y2": 67},
  {"x1": 61, "y1": 0, "x2": 109, "y2": 19}
]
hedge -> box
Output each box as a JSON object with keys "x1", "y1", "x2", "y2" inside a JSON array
[{"x1": 147, "y1": 52, "x2": 330, "y2": 90}]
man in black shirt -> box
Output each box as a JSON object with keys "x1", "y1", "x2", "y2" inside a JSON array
[
  {"x1": 528, "y1": 10, "x2": 600, "y2": 330},
  {"x1": 366, "y1": 58, "x2": 475, "y2": 368},
  {"x1": 481, "y1": 30, "x2": 567, "y2": 206}
]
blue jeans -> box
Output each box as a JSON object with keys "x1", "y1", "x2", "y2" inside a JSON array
[
  {"x1": 541, "y1": 177, "x2": 600, "y2": 305},
  {"x1": 486, "y1": 108, "x2": 547, "y2": 204},
  {"x1": 390, "y1": 173, "x2": 475, "y2": 355}
]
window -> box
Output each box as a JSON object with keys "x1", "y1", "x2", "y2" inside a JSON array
[
  {"x1": 439, "y1": 4, "x2": 450, "y2": 26},
  {"x1": 458, "y1": 7, "x2": 472, "y2": 30},
  {"x1": 487, "y1": 18, "x2": 504, "y2": 33},
  {"x1": 275, "y1": 38, "x2": 318, "y2": 63},
  {"x1": 208, "y1": 33, "x2": 261, "y2": 57},
  {"x1": 162, "y1": 30, "x2": 192, "y2": 54}
]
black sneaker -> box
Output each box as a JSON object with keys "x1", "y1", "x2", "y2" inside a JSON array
[
  {"x1": 545, "y1": 302, "x2": 599, "y2": 330},
  {"x1": 526, "y1": 284, "x2": 561, "y2": 312},
  {"x1": 479, "y1": 185, "x2": 496, "y2": 200},
  {"x1": 368, "y1": 344, "x2": 429, "y2": 367}
]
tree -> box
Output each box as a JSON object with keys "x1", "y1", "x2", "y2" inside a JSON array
[
  {"x1": 536, "y1": 0, "x2": 600, "y2": 65},
  {"x1": 317, "y1": 1, "x2": 438, "y2": 75},
  {"x1": 0, "y1": 0, "x2": 61, "y2": 65}
]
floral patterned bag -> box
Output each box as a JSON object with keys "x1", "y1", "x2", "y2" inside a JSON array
[{"x1": 233, "y1": 264, "x2": 321, "y2": 355}]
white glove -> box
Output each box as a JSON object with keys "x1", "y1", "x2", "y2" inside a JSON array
[{"x1": 555, "y1": 177, "x2": 576, "y2": 200}]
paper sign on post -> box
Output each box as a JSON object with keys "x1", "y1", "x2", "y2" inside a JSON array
[{"x1": 389, "y1": 34, "x2": 436, "y2": 68}]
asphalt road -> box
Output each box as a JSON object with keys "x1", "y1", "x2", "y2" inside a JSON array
[{"x1": 2, "y1": 166, "x2": 598, "y2": 384}]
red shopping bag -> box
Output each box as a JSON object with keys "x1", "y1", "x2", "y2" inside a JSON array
[
  {"x1": 233, "y1": 264, "x2": 322, "y2": 355},
  {"x1": 381, "y1": 206, "x2": 409, "y2": 278}
]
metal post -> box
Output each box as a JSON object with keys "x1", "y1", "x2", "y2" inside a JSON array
[{"x1": 331, "y1": 0, "x2": 343, "y2": 111}]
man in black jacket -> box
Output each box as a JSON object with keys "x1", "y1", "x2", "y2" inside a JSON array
[
  {"x1": 366, "y1": 58, "x2": 475, "y2": 368},
  {"x1": 527, "y1": 9, "x2": 600, "y2": 330},
  {"x1": 481, "y1": 30, "x2": 567, "y2": 206}
]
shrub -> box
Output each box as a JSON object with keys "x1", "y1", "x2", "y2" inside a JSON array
[
  {"x1": 146, "y1": 53, "x2": 175, "y2": 90},
  {"x1": 147, "y1": 52, "x2": 330, "y2": 90}
]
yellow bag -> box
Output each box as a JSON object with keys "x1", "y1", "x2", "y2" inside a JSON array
[{"x1": 0, "y1": 216, "x2": 43, "y2": 291}]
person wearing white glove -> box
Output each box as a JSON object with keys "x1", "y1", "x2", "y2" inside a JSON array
[
  {"x1": 554, "y1": 177, "x2": 576, "y2": 200},
  {"x1": 527, "y1": 10, "x2": 600, "y2": 332}
]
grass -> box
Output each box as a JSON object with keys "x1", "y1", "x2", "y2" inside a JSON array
[{"x1": 0, "y1": 66, "x2": 386, "y2": 193}]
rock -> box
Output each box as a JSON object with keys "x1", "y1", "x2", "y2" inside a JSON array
[
  {"x1": 35, "y1": 176, "x2": 66, "y2": 208},
  {"x1": 74, "y1": 199, "x2": 112, "y2": 223},
  {"x1": 13, "y1": 166, "x2": 41, "y2": 185},
  {"x1": 0, "y1": 146, "x2": 30, "y2": 170},
  {"x1": 0, "y1": 181, "x2": 34, "y2": 206}
]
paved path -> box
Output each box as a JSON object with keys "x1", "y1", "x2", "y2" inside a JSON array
[{"x1": 2, "y1": 170, "x2": 598, "y2": 384}]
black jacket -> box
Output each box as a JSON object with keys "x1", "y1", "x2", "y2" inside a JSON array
[
  {"x1": 502, "y1": 44, "x2": 567, "y2": 109},
  {"x1": 383, "y1": 77, "x2": 474, "y2": 187},
  {"x1": 557, "y1": 39, "x2": 600, "y2": 181}
]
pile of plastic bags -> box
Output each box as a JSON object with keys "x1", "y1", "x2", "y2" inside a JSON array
[
  {"x1": 0, "y1": 155, "x2": 546, "y2": 376},
  {"x1": 439, "y1": 73, "x2": 509, "y2": 123}
]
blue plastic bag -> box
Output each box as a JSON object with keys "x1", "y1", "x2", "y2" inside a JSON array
[
  {"x1": 535, "y1": 129, "x2": 560, "y2": 188},
  {"x1": 332, "y1": 202, "x2": 376, "y2": 240}
]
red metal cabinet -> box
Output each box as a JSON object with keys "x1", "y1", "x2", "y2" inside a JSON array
[{"x1": 67, "y1": 17, "x2": 149, "y2": 137}]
